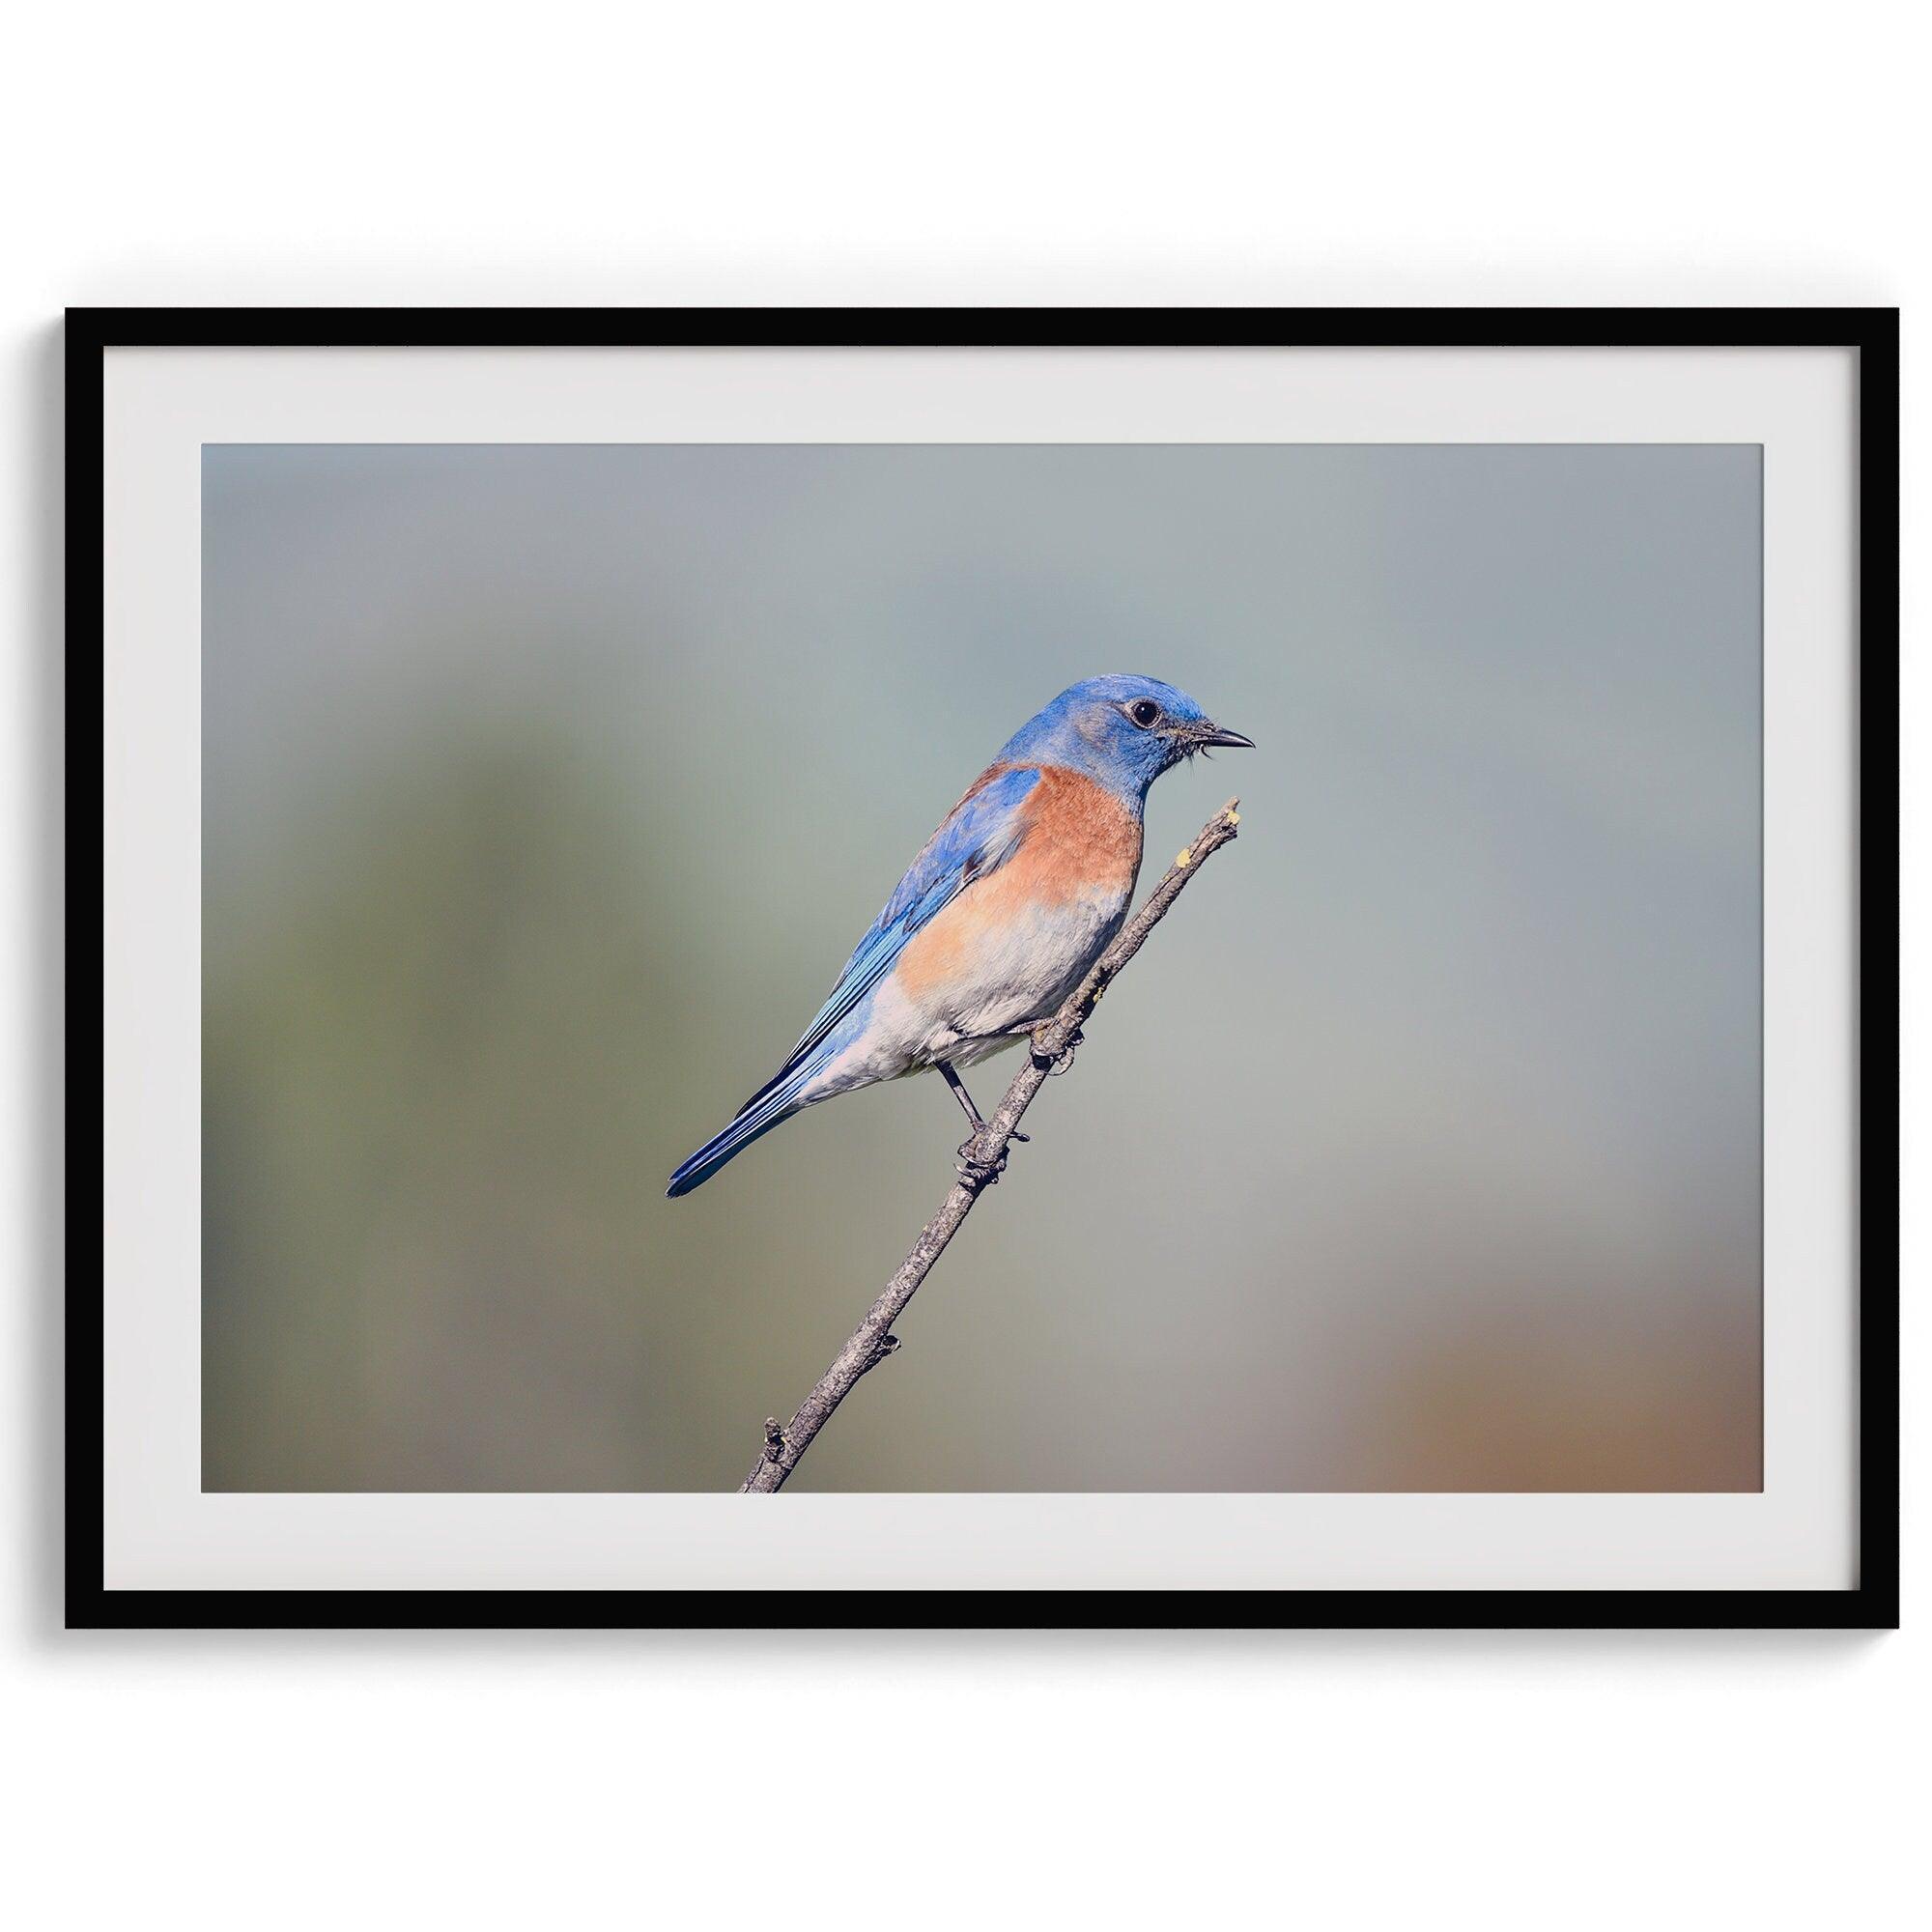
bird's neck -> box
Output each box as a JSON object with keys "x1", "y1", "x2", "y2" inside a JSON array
[{"x1": 999, "y1": 727, "x2": 1151, "y2": 812}]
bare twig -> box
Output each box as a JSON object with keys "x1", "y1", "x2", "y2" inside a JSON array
[{"x1": 739, "y1": 797, "x2": 1243, "y2": 1492}]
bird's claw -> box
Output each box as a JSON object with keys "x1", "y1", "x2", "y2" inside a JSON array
[
  {"x1": 1027, "y1": 1021, "x2": 1082, "y2": 1076},
  {"x1": 955, "y1": 1130, "x2": 1010, "y2": 1187}
]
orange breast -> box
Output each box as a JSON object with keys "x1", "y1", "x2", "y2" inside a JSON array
[
  {"x1": 1005, "y1": 764, "x2": 1143, "y2": 903},
  {"x1": 893, "y1": 764, "x2": 1142, "y2": 1003}
]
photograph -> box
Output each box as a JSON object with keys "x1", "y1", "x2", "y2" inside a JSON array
[
  {"x1": 200, "y1": 439, "x2": 1764, "y2": 1498},
  {"x1": 20, "y1": 14, "x2": 1917, "y2": 1925}
]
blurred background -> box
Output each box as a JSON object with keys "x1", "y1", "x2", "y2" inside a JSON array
[{"x1": 202, "y1": 441, "x2": 1760, "y2": 1492}]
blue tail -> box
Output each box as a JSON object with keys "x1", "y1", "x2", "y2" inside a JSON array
[{"x1": 666, "y1": 1072, "x2": 812, "y2": 1198}]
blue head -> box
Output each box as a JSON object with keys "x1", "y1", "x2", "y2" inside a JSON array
[{"x1": 996, "y1": 675, "x2": 1253, "y2": 805}]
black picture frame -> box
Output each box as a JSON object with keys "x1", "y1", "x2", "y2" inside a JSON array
[{"x1": 68, "y1": 306, "x2": 1900, "y2": 1632}]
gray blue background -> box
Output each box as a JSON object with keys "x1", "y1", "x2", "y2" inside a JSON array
[{"x1": 202, "y1": 442, "x2": 1761, "y2": 1492}]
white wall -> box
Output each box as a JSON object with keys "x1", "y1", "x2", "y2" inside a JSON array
[{"x1": 4, "y1": 5, "x2": 1918, "y2": 1925}]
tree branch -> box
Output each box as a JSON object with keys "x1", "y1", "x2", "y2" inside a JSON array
[{"x1": 739, "y1": 797, "x2": 1243, "y2": 1493}]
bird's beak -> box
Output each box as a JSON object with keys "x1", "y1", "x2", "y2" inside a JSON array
[{"x1": 1187, "y1": 720, "x2": 1256, "y2": 750}]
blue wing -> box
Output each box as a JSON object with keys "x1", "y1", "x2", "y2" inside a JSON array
[
  {"x1": 740, "y1": 763, "x2": 1041, "y2": 1110},
  {"x1": 667, "y1": 763, "x2": 1041, "y2": 1196}
]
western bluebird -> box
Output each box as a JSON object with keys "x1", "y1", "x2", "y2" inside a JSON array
[{"x1": 667, "y1": 675, "x2": 1252, "y2": 1197}]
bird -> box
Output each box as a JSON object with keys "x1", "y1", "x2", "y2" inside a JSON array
[{"x1": 666, "y1": 675, "x2": 1252, "y2": 1198}]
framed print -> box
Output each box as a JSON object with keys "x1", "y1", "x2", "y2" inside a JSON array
[{"x1": 73, "y1": 307, "x2": 1898, "y2": 1629}]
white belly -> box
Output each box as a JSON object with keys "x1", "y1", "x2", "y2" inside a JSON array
[{"x1": 805, "y1": 885, "x2": 1130, "y2": 1100}]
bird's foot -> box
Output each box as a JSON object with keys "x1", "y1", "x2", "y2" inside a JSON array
[
  {"x1": 1043, "y1": 1026, "x2": 1083, "y2": 1076},
  {"x1": 956, "y1": 1128, "x2": 1012, "y2": 1188}
]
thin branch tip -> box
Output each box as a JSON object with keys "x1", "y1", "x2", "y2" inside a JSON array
[{"x1": 737, "y1": 795, "x2": 1246, "y2": 1493}]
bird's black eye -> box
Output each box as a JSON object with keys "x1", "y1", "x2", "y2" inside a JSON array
[{"x1": 1126, "y1": 698, "x2": 1161, "y2": 728}]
